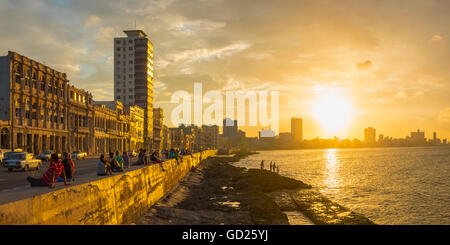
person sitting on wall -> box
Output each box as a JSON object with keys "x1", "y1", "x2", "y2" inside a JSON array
[
  {"x1": 115, "y1": 151, "x2": 124, "y2": 170},
  {"x1": 57, "y1": 152, "x2": 75, "y2": 182},
  {"x1": 169, "y1": 148, "x2": 175, "y2": 159},
  {"x1": 108, "y1": 152, "x2": 122, "y2": 172},
  {"x1": 122, "y1": 151, "x2": 130, "y2": 169},
  {"x1": 151, "y1": 150, "x2": 165, "y2": 171},
  {"x1": 133, "y1": 149, "x2": 144, "y2": 165},
  {"x1": 26, "y1": 153, "x2": 70, "y2": 188},
  {"x1": 97, "y1": 154, "x2": 112, "y2": 176}
]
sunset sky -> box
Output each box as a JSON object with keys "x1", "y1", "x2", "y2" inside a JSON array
[{"x1": 1, "y1": 0, "x2": 449, "y2": 139}]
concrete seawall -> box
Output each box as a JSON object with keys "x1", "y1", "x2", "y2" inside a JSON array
[{"x1": 0, "y1": 150, "x2": 216, "y2": 225}]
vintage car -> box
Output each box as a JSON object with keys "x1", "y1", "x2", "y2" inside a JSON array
[
  {"x1": 71, "y1": 150, "x2": 87, "y2": 160},
  {"x1": 127, "y1": 150, "x2": 137, "y2": 158},
  {"x1": 3, "y1": 152, "x2": 42, "y2": 172},
  {"x1": 37, "y1": 151, "x2": 62, "y2": 161}
]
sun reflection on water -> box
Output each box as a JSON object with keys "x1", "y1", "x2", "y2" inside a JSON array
[{"x1": 323, "y1": 149, "x2": 341, "y2": 193}]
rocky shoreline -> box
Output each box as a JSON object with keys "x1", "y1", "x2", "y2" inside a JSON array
[{"x1": 136, "y1": 151, "x2": 375, "y2": 225}]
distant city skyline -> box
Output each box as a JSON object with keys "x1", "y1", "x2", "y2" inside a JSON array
[{"x1": 1, "y1": 0, "x2": 449, "y2": 139}]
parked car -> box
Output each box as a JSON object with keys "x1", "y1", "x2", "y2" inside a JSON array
[
  {"x1": 3, "y1": 152, "x2": 42, "y2": 172},
  {"x1": 71, "y1": 150, "x2": 87, "y2": 160},
  {"x1": 127, "y1": 150, "x2": 137, "y2": 158},
  {"x1": 37, "y1": 150, "x2": 53, "y2": 161}
]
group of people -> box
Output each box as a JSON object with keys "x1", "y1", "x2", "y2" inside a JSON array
[
  {"x1": 27, "y1": 153, "x2": 75, "y2": 188},
  {"x1": 260, "y1": 160, "x2": 280, "y2": 174},
  {"x1": 97, "y1": 151, "x2": 130, "y2": 176},
  {"x1": 26, "y1": 147, "x2": 194, "y2": 188}
]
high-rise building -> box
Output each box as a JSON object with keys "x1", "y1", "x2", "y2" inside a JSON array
[
  {"x1": 114, "y1": 30, "x2": 154, "y2": 149},
  {"x1": 410, "y1": 129, "x2": 426, "y2": 145},
  {"x1": 291, "y1": 117, "x2": 303, "y2": 142},
  {"x1": 223, "y1": 118, "x2": 238, "y2": 140},
  {"x1": 364, "y1": 127, "x2": 376, "y2": 145}
]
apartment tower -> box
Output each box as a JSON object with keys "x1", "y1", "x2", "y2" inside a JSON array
[
  {"x1": 291, "y1": 117, "x2": 303, "y2": 143},
  {"x1": 114, "y1": 30, "x2": 154, "y2": 149}
]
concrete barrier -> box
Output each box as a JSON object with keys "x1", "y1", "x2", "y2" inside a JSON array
[{"x1": 0, "y1": 150, "x2": 216, "y2": 225}]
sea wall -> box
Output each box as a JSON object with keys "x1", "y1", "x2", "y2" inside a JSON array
[{"x1": 0, "y1": 150, "x2": 216, "y2": 225}]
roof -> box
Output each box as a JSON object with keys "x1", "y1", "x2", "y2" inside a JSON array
[{"x1": 123, "y1": 30, "x2": 147, "y2": 37}]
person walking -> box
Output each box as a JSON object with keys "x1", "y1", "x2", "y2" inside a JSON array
[
  {"x1": 277, "y1": 165, "x2": 280, "y2": 174},
  {"x1": 122, "y1": 151, "x2": 130, "y2": 169},
  {"x1": 260, "y1": 160, "x2": 265, "y2": 170},
  {"x1": 273, "y1": 162, "x2": 277, "y2": 173}
]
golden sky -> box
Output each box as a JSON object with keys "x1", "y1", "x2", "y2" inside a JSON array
[{"x1": 1, "y1": 0, "x2": 449, "y2": 139}]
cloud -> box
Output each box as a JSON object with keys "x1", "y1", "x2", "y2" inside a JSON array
[
  {"x1": 356, "y1": 60, "x2": 372, "y2": 70},
  {"x1": 429, "y1": 34, "x2": 443, "y2": 42},
  {"x1": 438, "y1": 108, "x2": 450, "y2": 123},
  {"x1": 84, "y1": 15, "x2": 102, "y2": 27},
  {"x1": 1, "y1": 0, "x2": 450, "y2": 137},
  {"x1": 168, "y1": 42, "x2": 250, "y2": 63}
]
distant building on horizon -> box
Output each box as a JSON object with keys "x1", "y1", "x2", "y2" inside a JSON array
[
  {"x1": 364, "y1": 127, "x2": 376, "y2": 145},
  {"x1": 410, "y1": 129, "x2": 426, "y2": 145},
  {"x1": 223, "y1": 118, "x2": 238, "y2": 140},
  {"x1": 291, "y1": 117, "x2": 303, "y2": 143},
  {"x1": 259, "y1": 128, "x2": 276, "y2": 138}
]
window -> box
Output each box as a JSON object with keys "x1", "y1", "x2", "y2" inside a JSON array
[
  {"x1": 128, "y1": 47, "x2": 133, "y2": 51},
  {"x1": 70, "y1": 91, "x2": 74, "y2": 99},
  {"x1": 117, "y1": 96, "x2": 121, "y2": 99},
  {"x1": 116, "y1": 40, "x2": 121, "y2": 44},
  {"x1": 129, "y1": 60, "x2": 133, "y2": 64},
  {"x1": 128, "y1": 74, "x2": 133, "y2": 78},
  {"x1": 128, "y1": 40, "x2": 133, "y2": 44},
  {"x1": 116, "y1": 47, "x2": 121, "y2": 51}
]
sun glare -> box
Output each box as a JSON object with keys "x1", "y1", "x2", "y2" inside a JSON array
[{"x1": 311, "y1": 93, "x2": 354, "y2": 135}]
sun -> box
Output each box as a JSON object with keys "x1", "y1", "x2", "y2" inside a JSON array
[{"x1": 311, "y1": 93, "x2": 354, "y2": 135}]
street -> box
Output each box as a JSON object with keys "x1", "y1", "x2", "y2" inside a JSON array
[{"x1": 0, "y1": 157, "x2": 138, "y2": 192}]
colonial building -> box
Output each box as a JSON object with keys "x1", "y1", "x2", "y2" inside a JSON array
[
  {"x1": 68, "y1": 86, "x2": 94, "y2": 154},
  {"x1": 162, "y1": 125, "x2": 171, "y2": 151},
  {"x1": 0, "y1": 51, "x2": 95, "y2": 154},
  {"x1": 94, "y1": 101, "x2": 126, "y2": 153},
  {"x1": 201, "y1": 125, "x2": 219, "y2": 150},
  {"x1": 153, "y1": 107, "x2": 163, "y2": 151},
  {"x1": 125, "y1": 105, "x2": 144, "y2": 152},
  {"x1": 169, "y1": 127, "x2": 185, "y2": 150},
  {"x1": 179, "y1": 124, "x2": 202, "y2": 153}
]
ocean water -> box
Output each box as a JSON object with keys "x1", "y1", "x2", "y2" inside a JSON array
[{"x1": 233, "y1": 147, "x2": 450, "y2": 225}]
